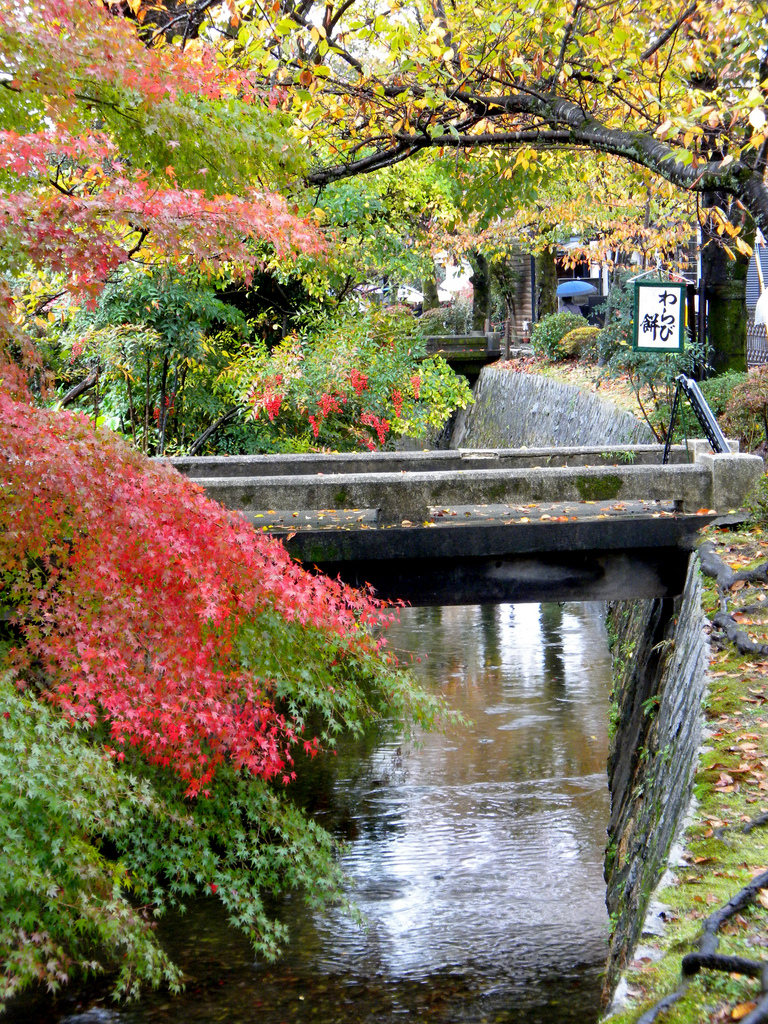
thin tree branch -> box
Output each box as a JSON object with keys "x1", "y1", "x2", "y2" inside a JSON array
[
  {"x1": 552, "y1": 0, "x2": 583, "y2": 84},
  {"x1": 641, "y1": 4, "x2": 698, "y2": 62},
  {"x1": 145, "y1": 0, "x2": 222, "y2": 46},
  {"x1": 61, "y1": 367, "x2": 100, "y2": 407},
  {"x1": 126, "y1": 228, "x2": 150, "y2": 260},
  {"x1": 187, "y1": 405, "x2": 243, "y2": 456}
]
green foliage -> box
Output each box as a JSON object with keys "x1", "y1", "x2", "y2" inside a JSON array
[
  {"x1": 530, "y1": 312, "x2": 585, "y2": 361},
  {"x1": 0, "y1": 667, "x2": 356, "y2": 1005},
  {"x1": 661, "y1": 371, "x2": 748, "y2": 444},
  {"x1": 417, "y1": 306, "x2": 449, "y2": 335},
  {"x1": 699, "y1": 372, "x2": 748, "y2": 418},
  {"x1": 416, "y1": 299, "x2": 473, "y2": 337},
  {"x1": 101, "y1": 93, "x2": 307, "y2": 199},
  {"x1": 724, "y1": 367, "x2": 768, "y2": 452},
  {"x1": 230, "y1": 305, "x2": 473, "y2": 452},
  {"x1": 0, "y1": 671, "x2": 181, "y2": 1003},
  {"x1": 48, "y1": 275, "x2": 473, "y2": 457},
  {"x1": 560, "y1": 325, "x2": 600, "y2": 359},
  {"x1": 86, "y1": 269, "x2": 245, "y2": 359},
  {"x1": 52, "y1": 267, "x2": 248, "y2": 455},
  {"x1": 440, "y1": 298, "x2": 474, "y2": 335},
  {"x1": 313, "y1": 162, "x2": 459, "y2": 290},
  {"x1": 614, "y1": 346, "x2": 705, "y2": 443},
  {"x1": 596, "y1": 271, "x2": 635, "y2": 363}
]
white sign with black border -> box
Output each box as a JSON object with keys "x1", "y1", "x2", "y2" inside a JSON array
[{"x1": 633, "y1": 281, "x2": 686, "y2": 352}]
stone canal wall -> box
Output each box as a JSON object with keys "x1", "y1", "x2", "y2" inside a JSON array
[
  {"x1": 455, "y1": 366, "x2": 711, "y2": 1003},
  {"x1": 602, "y1": 563, "x2": 709, "y2": 995},
  {"x1": 450, "y1": 366, "x2": 655, "y2": 448}
]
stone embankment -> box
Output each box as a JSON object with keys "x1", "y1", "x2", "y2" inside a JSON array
[
  {"x1": 603, "y1": 565, "x2": 709, "y2": 997},
  {"x1": 451, "y1": 366, "x2": 655, "y2": 449}
]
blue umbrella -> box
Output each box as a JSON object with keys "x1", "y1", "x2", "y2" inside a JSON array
[{"x1": 556, "y1": 280, "x2": 598, "y2": 297}]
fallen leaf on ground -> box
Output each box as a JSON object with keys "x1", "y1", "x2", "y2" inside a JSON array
[{"x1": 732, "y1": 1002, "x2": 758, "y2": 1020}]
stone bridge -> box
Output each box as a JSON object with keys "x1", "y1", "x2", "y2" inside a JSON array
[
  {"x1": 169, "y1": 443, "x2": 763, "y2": 605},
  {"x1": 422, "y1": 332, "x2": 502, "y2": 381}
]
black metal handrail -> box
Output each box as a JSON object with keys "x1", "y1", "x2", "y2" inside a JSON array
[{"x1": 663, "y1": 374, "x2": 729, "y2": 463}]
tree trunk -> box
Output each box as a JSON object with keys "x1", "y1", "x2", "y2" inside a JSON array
[
  {"x1": 144, "y1": 350, "x2": 151, "y2": 455},
  {"x1": 422, "y1": 275, "x2": 439, "y2": 311},
  {"x1": 701, "y1": 198, "x2": 752, "y2": 374},
  {"x1": 469, "y1": 250, "x2": 491, "y2": 332},
  {"x1": 488, "y1": 256, "x2": 523, "y2": 345},
  {"x1": 158, "y1": 353, "x2": 169, "y2": 457},
  {"x1": 535, "y1": 245, "x2": 558, "y2": 320}
]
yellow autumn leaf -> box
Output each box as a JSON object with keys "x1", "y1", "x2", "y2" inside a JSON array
[{"x1": 732, "y1": 1002, "x2": 758, "y2": 1020}]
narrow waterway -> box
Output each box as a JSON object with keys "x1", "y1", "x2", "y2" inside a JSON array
[{"x1": 28, "y1": 602, "x2": 612, "y2": 1024}]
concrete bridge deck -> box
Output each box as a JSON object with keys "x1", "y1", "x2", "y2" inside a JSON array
[{"x1": 168, "y1": 443, "x2": 763, "y2": 604}]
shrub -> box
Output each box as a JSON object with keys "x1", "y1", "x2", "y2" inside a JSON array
[
  {"x1": 382, "y1": 303, "x2": 416, "y2": 320},
  {"x1": 530, "y1": 312, "x2": 586, "y2": 361},
  {"x1": 417, "y1": 306, "x2": 448, "y2": 335},
  {"x1": 54, "y1": 268, "x2": 248, "y2": 457},
  {"x1": 724, "y1": 366, "x2": 768, "y2": 451},
  {"x1": 235, "y1": 305, "x2": 473, "y2": 451},
  {"x1": 441, "y1": 297, "x2": 473, "y2": 335},
  {"x1": 654, "y1": 371, "x2": 748, "y2": 445},
  {"x1": 560, "y1": 325, "x2": 600, "y2": 359},
  {"x1": 700, "y1": 371, "x2": 748, "y2": 418}
]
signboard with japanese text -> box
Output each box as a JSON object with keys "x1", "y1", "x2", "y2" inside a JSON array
[{"x1": 633, "y1": 281, "x2": 686, "y2": 352}]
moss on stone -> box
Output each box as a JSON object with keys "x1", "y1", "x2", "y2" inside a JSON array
[{"x1": 576, "y1": 473, "x2": 623, "y2": 501}]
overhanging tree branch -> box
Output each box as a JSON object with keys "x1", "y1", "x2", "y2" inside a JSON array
[
  {"x1": 305, "y1": 91, "x2": 768, "y2": 230},
  {"x1": 552, "y1": 0, "x2": 583, "y2": 83}
]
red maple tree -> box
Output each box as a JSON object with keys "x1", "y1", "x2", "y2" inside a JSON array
[
  {"x1": 1, "y1": 385, "x2": 399, "y2": 797},
  {"x1": 0, "y1": 0, "x2": 322, "y2": 304}
]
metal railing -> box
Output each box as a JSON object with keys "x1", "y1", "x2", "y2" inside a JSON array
[{"x1": 748, "y1": 318, "x2": 768, "y2": 367}]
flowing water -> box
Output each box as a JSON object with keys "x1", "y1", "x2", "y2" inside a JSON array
[{"x1": 21, "y1": 602, "x2": 613, "y2": 1024}]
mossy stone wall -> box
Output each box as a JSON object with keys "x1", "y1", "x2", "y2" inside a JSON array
[{"x1": 603, "y1": 560, "x2": 709, "y2": 996}]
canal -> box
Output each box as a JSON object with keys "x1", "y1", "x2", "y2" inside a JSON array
[{"x1": 23, "y1": 602, "x2": 613, "y2": 1024}]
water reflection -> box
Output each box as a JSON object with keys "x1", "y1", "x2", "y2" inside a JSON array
[
  {"x1": 16, "y1": 603, "x2": 612, "y2": 1024},
  {"x1": 305, "y1": 603, "x2": 611, "y2": 987}
]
